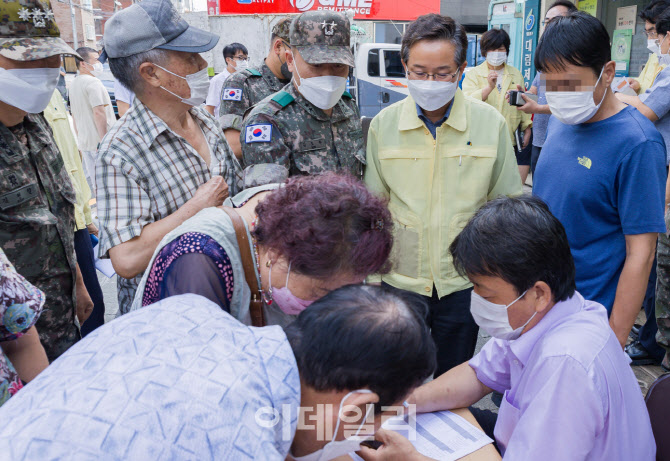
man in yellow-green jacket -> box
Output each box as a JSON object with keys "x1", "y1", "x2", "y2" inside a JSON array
[
  {"x1": 365, "y1": 14, "x2": 522, "y2": 376},
  {"x1": 44, "y1": 91, "x2": 105, "y2": 337}
]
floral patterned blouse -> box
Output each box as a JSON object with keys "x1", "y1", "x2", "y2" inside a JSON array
[{"x1": 0, "y1": 247, "x2": 44, "y2": 406}]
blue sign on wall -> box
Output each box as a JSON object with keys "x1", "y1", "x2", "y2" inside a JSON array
[{"x1": 521, "y1": 0, "x2": 540, "y2": 88}]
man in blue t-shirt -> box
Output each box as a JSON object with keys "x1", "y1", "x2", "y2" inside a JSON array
[{"x1": 533, "y1": 12, "x2": 666, "y2": 348}]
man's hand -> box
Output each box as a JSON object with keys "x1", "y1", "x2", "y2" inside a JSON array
[
  {"x1": 87, "y1": 222, "x2": 99, "y2": 237},
  {"x1": 189, "y1": 176, "x2": 229, "y2": 210},
  {"x1": 627, "y1": 78, "x2": 641, "y2": 92},
  {"x1": 487, "y1": 71, "x2": 498, "y2": 89},
  {"x1": 357, "y1": 429, "x2": 433, "y2": 461},
  {"x1": 75, "y1": 264, "x2": 93, "y2": 325}
]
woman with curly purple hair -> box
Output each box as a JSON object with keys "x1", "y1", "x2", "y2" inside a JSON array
[{"x1": 130, "y1": 173, "x2": 393, "y2": 326}]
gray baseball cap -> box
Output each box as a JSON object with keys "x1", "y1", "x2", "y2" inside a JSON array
[{"x1": 101, "y1": 0, "x2": 218, "y2": 60}]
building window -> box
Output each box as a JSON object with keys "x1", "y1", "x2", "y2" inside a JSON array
[
  {"x1": 383, "y1": 50, "x2": 404, "y2": 77},
  {"x1": 374, "y1": 22, "x2": 408, "y2": 45},
  {"x1": 82, "y1": 0, "x2": 92, "y2": 9},
  {"x1": 85, "y1": 24, "x2": 95, "y2": 41}
]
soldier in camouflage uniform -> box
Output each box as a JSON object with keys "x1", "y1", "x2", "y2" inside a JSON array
[
  {"x1": 241, "y1": 11, "x2": 366, "y2": 178},
  {"x1": 0, "y1": 0, "x2": 85, "y2": 361},
  {"x1": 656, "y1": 215, "x2": 670, "y2": 371},
  {"x1": 219, "y1": 18, "x2": 292, "y2": 160}
]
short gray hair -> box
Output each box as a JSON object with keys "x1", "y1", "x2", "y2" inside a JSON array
[
  {"x1": 401, "y1": 14, "x2": 468, "y2": 67},
  {"x1": 108, "y1": 49, "x2": 171, "y2": 95}
]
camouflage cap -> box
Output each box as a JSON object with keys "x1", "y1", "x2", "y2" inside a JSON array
[
  {"x1": 272, "y1": 17, "x2": 292, "y2": 44},
  {"x1": 290, "y1": 11, "x2": 353, "y2": 67},
  {"x1": 0, "y1": 0, "x2": 80, "y2": 61}
]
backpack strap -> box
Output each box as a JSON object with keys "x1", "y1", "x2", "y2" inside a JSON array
[{"x1": 222, "y1": 206, "x2": 266, "y2": 327}]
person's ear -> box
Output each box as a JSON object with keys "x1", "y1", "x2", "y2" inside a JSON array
[
  {"x1": 336, "y1": 392, "x2": 379, "y2": 437},
  {"x1": 286, "y1": 48, "x2": 296, "y2": 73},
  {"x1": 273, "y1": 38, "x2": 284, "y2": 56},
  {"x1": 459, "y1": 61, "x2": 468, "y2": 75},
  {"x1": 138, "y1": 62, "x2": 163, "y2": 88},
  {"x1": 530, "y1": 281, "x2": 553, "y2": 314},
  {"x1": 602, "y1": 60, "x2": 617, "y2": 87}
]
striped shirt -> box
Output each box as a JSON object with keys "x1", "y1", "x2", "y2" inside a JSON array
[{"x1": 96, "y1": 99, "x2": 243, "y2": 315}]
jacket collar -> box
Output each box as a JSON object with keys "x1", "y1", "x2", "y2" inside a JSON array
[{"x1": 399, "y1": 89, "x2": 467, "y2": 133}]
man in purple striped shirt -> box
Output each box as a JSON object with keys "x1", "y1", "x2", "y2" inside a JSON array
[{"x1": 358, "y1": 196, "x2": 655, "y2": 461}]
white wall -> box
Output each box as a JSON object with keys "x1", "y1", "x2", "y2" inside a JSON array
[{"x1": 207, "y1": 14, "x2": 296, "y2": 73}]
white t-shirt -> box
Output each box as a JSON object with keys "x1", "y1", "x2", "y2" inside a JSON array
[
  {"x1": 113, "y1": 79, "x2": 135, "y2": 106},
  {"x1": 69, "y1": 74, "x2": 116, "y2": 151},
  {"x1": 205, "y1": 69, "x2": 232, "y2": 116}
]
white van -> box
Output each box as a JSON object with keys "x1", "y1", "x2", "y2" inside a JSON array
[{"x1": 350, "y1": 43, "x2": 408, "y2": 118}]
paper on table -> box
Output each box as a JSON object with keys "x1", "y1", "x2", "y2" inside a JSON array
[{"x1": 351, "y1": 410, "x2": 493, "y2": 461}]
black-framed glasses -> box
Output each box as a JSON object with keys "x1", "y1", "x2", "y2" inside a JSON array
[
  {"x1": 644, "y1": 29, "x2": 658, "y2": 38},
  {"x1": 406, "y1": 70, "x2": 459, "y2": 82}
]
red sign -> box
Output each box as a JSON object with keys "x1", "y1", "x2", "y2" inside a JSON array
[
  {"x1": 207, "y1": 0, "x2": 218, "y2": 15},
  {"x1": 218, "y1": 0, "x2": 440, "y2": 21}
]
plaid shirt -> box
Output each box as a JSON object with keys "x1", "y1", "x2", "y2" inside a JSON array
[{"x1": 96, "y1": 99, "x2": 243, "y2": 315}]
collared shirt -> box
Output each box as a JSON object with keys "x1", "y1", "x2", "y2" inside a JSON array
[
  {"x1": 640, "y1": 66, "x2": 670, "y2": 164},
  {"x1": 218, "y1": 62, "x2": 288, "y2": 131},
  {"x1": 469, "y1": 292, "x2": 655, "y2": 460},
  {"x1": 0, "y1": 294, "x2": 301, "y2": 458},
  {"x1": 241, "y1": 83, "x2": 365, "y2": 178},
  {"x1": 0, "y1": 113, "x2": 79, "y2": 361},
  {"x1": 96, "y1": 99, "x2": 243, "y2": 315},
  {"x1": 462, "y1": 63, "x2": 533, "y2": 147},
  {"x1": 43, "y1": 91, "x2": 93, "y2": 230},
  {"x1": 365, "y1": 90, "x2": 522, "y2": 297},
  {"x1": 205, "y1": 68, "x2": 232, "y2": 116},
  {"x1": 634, "y1": 53, "x2": 666, "y2": 94},
  {"x1": 416, "y1": 102, "x2": 453, "y2": 139}
]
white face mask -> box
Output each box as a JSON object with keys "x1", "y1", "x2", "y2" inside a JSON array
[
  {"x1": 470, "y1": 290, "x2": 535, "y2": 341},
  {"x1": 154, "y1": 64, "x2": 210, "y2": 106},
  {"x1": 292, "y1": 56, "x2": 347, "y2": 110},
  {"x1": 235, "y1": 59, "x2": 249, "y2": 70},
  {"x1": 0, "y1": 66, "x2": 61, "y2": 114},
  {"x1": 291, "y1": 389, "x2": 374, "y2": 461},
  {"x1": 648, "y1": 39, "x2": 660, "y2": 55},
  {"x1": 87, "y1": 61, "x2": 103, "y2": 77},
  {"x1": 486, "y1": 51, "x2": 507, "y2": 67},
  {"x1": 407, "y1": 76, "x2": 459, "y2": 112},
  {"x1": 658, "y1": 35, "x2": 670, "y2": 66},
  {"x1": 545, "y1": 67, "x2": 606, "y2": 125}
]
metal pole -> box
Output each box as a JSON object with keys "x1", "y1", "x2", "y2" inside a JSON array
[{"x1": 70, "y1": 0, "x2": 79, "y2": 49}]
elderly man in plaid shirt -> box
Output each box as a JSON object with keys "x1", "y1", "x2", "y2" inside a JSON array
[{"x1": 96, "y1": 0, "x2": 243, "y2": 315}]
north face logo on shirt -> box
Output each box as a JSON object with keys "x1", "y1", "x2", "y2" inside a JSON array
[{"x1": 578, "y1": 156, "x2": 592, "y2": 169}]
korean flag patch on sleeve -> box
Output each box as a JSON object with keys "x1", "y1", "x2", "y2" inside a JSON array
[
  {"x1": 222, "y1": 88, "x2": 243, "y2": 101},
  {"x1": 245, "y1": 124, "x2": 273, "y2": 143}
]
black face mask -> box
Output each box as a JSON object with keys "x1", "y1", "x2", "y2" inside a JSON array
[{"x1": 280, "y1": 61, "x2": 292, "y2": 81}]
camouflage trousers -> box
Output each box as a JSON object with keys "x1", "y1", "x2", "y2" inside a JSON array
[
  {"x1": 656, "y1": 231, "x2": 670, "y2": 369},
  {"x1": 32, "y1": 271, "x2": 81, "y2": 363}
]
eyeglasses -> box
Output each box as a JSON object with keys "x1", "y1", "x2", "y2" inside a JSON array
[
  {"x1": 644, "y1": 29, "x2": 658, "y2": 38},
  {"x1": 406, "y1": 70, "x2": 459, "y2": 82},
  {"x1": 234, "y1": 56, "x2": 250, "y2": 62}
]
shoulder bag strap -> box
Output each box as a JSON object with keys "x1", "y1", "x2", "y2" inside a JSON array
[{"x1": 221, "y1": 206, "x2": 266, "y2": 327}]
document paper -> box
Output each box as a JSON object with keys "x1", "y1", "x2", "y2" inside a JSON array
[{"x1": 351, "y1": 410, "x2": 494, "y2": 461}]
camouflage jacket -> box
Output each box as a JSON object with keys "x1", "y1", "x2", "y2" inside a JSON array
[
  {"x1": 218, "y1": 62, "x2": 289, "y2": 131},
  {"x1": 0, "y1": 113, "x2": 79, "y2": 362},
  {"x1": 240, "y1": 83, "x2": 366, "y2": 178}
]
